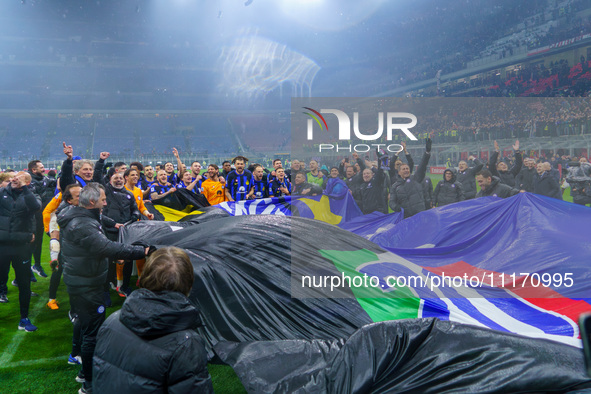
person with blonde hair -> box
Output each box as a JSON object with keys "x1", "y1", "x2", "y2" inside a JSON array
[{"x1": 93, "y1": 247, "x2": 213, "y2": 393}]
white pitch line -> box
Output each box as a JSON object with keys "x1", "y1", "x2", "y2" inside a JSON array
[
  {"x1": 0, "y1": 356, "x2": 65, "y2": 369},
  {"x1": 0, "y1": 293, "x2": 50, "y2": 365}
]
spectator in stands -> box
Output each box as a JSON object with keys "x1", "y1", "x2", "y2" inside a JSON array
[
  {"x1": 93, "y1": 247, "x2": 213, "y2": 394},
  {"x1": 292, "y1": 172, "x2": 322, "y2": 196},
  {"x1": 534, "y1": 162, "x2": 562, "y2": 200},
  {"x1": 269, "y1": 168, "x2": 291, "y2": 197},
  {"x1": 358, "y1": 160, "x2": 387, "y2": 215},
  {"x1": 0, "y1": 172, "x2": 41, "y2": 330},
  {"x1": 306, "y1": 160, "x2": 325, "y2": 188},
  {"x1": 389, "y1": 139, "x2": 432, "y2": 218},
  {"x1": 150, "y1": 170, "x2": 176, "y2": 201},
  {"x1": 476, "y1": 169, "x2": 520, "y2": 198},
  {"x1": 433, "y1": 169, "x2": 465, "y2": 207},
  {"x1": 58, "y1": 183, "x2": 148, "y2": 393},
  {"x1": 489, "y1": 140, "x2": 523, "y2": 187},
  {"x1": 516, "y1": 158, "x2": 537, "y2": 192},
  {"x1": 202, "y1": 164, "x2": 226, "y2": 205},
  {"x1": 247, "y1": 165, "x2": 269, "y2": 199},
  {"x1": 456, "y1": 155, "x2": 484, "y2": 199}
]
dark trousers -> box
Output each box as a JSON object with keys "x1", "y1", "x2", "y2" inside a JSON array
[
  {"x1": 48, "y1": 260, "x2": 63, "y2": 299},
  {"x1": 0, "y1": 248, "x2": 32, "y2": 319},
  {"x1": 32, "y1": 213, "x2": 44, "y2": 267},
  {"x1": 69, "y1": 289, "x2": 106, "y2": 384}
]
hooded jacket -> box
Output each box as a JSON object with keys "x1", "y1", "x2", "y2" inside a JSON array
[
  {"x1": 93, "y1": 289, "x2": 213, "y2": 394},
  {"x1": 433, "y1": 169, "x2": 465, "y2": 207},
  {"x1": 57, "y1": 205, "x2": 145, "y2": 295},
  {"x1": 476, "y1": 176, "x2": 520, "y2": 198}
]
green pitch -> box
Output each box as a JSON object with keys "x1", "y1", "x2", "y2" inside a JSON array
[{"x1": 0, "y1": 239, "x2": 246, "y2": 394}]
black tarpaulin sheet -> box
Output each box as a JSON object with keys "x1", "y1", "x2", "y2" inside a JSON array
[
  {"x1": 119, "y1": 215, "x2": 591, "y2": 393},
  {"x1": 120, "y1": 216, "x2": 376, "y2": 349},
  {"x1": 215, "y1": 318, "x2": 591, "y2": 393}
]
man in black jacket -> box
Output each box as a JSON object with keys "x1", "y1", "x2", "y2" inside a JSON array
[
  {"x1": 489, "y1": 140, "x2": 522, "y2": 187},
  {"x1": 515, "y1": 158, "x2": 537, "y2": 192},
  {"x1": 100, "y1": 165, "x2": 141, "y2": 298},
  {"x1": 58, "y1": 183, "x2": 147, "y2": 393},
  {"x1": 433, "y1": 169, "x2": 465, "y2": 207},
  {"x1": 0, "y1": 172, "x2": 41, "y2": 331},
  {"x1": 93, "y1": 247, "x2": 213, "y2": 393},
  {"x1": 292, "y1": 172, "x2": 323, "y2": 196},
  {"x1": 28, "y1": 160, "x2": 53, "y2": 279},
  {"x1": 358, "y1": 159, "x2": 387, "y2": 214},
  {"x1": 456, "y1": 155, "x2": 484, "y2": 199},
  {"x1": 388, "y1": 141, "x2": 415, "y2": 185},
  {"x1": 59, "y1": 142, "x2": 103, "y2": 191},
  {"x1": 476, "y1": 170, "x2": 521, "y2": 198},
  {"x1": 533, "y1": 162, "x2": 562, "y2": 200},
  {"x1": 389, "y1": 138, "x2": 432, "y2": 218}
]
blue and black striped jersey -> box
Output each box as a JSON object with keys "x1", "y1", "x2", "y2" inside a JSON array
[{"x1": 225, "y1": 170, "x2": 253, "y2": 201}]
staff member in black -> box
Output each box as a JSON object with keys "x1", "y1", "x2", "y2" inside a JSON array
[
  {"x1": 0, "y1": 172, "x2": 41, "y2": 331},
  {"x1": 58, "y1": 183, "x2": 147, "y2": 393}
]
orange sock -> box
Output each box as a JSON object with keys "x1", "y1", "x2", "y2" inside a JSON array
[
  {"x1": 116, "y1": 263, "x2": 123, "y2": 281},
  {"x1": 136, "y1": 258, "x2": 145, "y2": 278}
]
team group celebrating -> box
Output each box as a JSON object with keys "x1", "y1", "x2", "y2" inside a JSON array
[{"x1": 0, "y1": 136, "x2": 579, "y2": 391}]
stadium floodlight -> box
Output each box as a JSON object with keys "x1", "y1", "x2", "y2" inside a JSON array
[{"x1": 218, "y1": 33, "x2": 320, "y2": 100}]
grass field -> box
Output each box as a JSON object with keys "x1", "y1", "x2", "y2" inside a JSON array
[
  {"x1": 0, "y1": 181, "x2": 573, "y2": 393},
  {"x1": 0, "y1": 240, "x2": 246, "y2": 394}
]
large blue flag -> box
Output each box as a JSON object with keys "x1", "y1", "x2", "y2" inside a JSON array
[
  {"x1": 217, "y1": 193, "x2": 363, "y2": 225},
  {"x1": 324, "y1": 193, "x2": 591, "y2": 346}
]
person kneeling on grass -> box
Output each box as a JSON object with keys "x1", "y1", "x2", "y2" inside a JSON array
[{"x1": 93, "y1": 246, "x2": 213, "y2": 394}]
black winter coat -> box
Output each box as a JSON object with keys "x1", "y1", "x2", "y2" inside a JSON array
[
  {"x1": 28, "y1": 171, "x2": 55, "y2": 208},
  {"x1": 515, "y1": 167, "x2": 536, "y2": 192},
  {"x1": 0, "y1": 185, "x2": 41, "y2": 251},
  {"x1": 476, "y1": 177, "x2": 520, "y2": 198},
  {"x1": 101, "y1": 184, "x2": 140, "y2": 234},
  {"x1": 433, "y1": 170, "x2": 465, "y2": 207},
  {"x1": 489, "y1": 151, "x2": 523, "y2": 187},
  {"x1": 389, "y1": 152, "x2": 431, "y2": 218},
  {"x1": 422, "y1": 177, "x2": 433, "y2": 209},
  {"x1": 57, "y1": 205, "x2": 145, "y2": 295},
  {"x1": 456, "y1": 159, "x2": 484, "y2": 199},
  {"x1": 533, "y1": 172, "x2": 562, "y2": 200},
  {"x1": 358, "y1": 167, "x2": 387, "y2": 214},
  {"x1": 93, "y1": 289, "x2": 213, "y2": 394}
]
